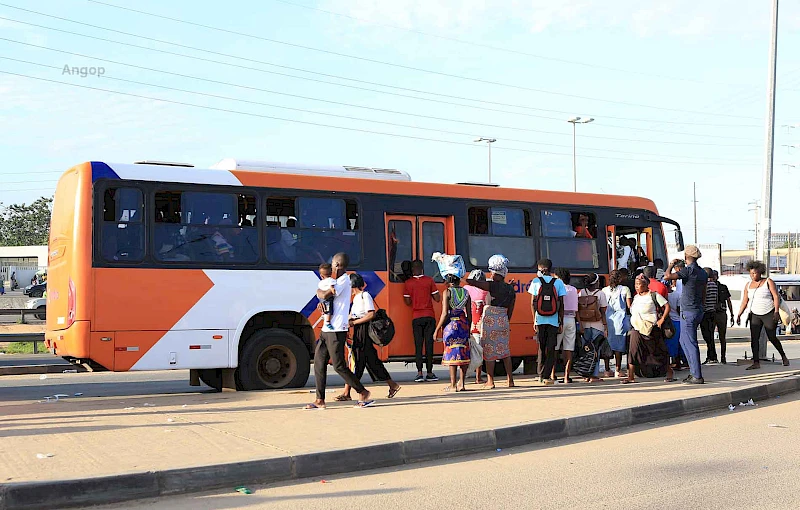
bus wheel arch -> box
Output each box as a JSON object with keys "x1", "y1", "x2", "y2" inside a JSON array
[{"x1": 235, "y1": 311, "x2": 314, "y2": 390}]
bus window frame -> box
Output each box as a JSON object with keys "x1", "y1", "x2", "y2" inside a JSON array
[
  {"x1": 263, "y1": 192, "x2": 365, "y2": 268},
  {"x1": 93, "y1": 180, "x2": 148, "y2": 267},
  {"x1": 150, "y1": 184, "x2": 263, "y2": 268},
  {"x1": 466, "y1": 201, "x2": 537, "y2": 270},
  {"x1": 536, "y1": 206, "x2": 601, "y2": 271}
]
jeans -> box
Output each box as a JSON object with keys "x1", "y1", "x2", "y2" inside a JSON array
[
  {"x1": 679, "y1": 310, "x2": 703, "y2": 379},
  {"x1": 412, "y1": 316, "x2": 436, "y2": 373},
  {"x1": 537, "y1": 324, "x2": 559, "y2": 380},
  {"x1": 314, "y1": 331, "x2": 365, "y2": 401}
]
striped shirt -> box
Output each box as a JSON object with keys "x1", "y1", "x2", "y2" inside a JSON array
[{"x1": 704, "y1": 281, "x2": 718, "y2": 313}]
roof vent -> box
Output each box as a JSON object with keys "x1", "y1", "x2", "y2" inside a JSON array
[
  {"x1": 456, "y1": 181, "x2": 499, "y2": 187},
  {"x1": 134, "y1": 160, "x2": 194, "y2": 167}
]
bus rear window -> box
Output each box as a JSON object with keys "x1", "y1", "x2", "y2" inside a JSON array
[{"x1": 101, "y1": 187, "x2": 144, "y2": 263}]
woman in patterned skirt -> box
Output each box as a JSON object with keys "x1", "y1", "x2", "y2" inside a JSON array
[
  {"x1": 466, "y1": 254, "x2": 517, "y2": 389},
  {"x1": 435, "y1": 274, "x2": 472, "y2": 392}
]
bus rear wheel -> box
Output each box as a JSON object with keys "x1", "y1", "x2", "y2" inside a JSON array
[{"x1": 238, "y1": 329, "x2": 310, "y2": 390}]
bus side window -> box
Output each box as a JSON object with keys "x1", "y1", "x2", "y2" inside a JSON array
[
  {"x1": 102, "y1": 187, "x2": 144, "y2": 263},
  {"x1": 540, "y1": 210, "x2": 599, "y2": 269},
  {"x1": 468, "y1": 206, "x2": 535, "y2": 269}
]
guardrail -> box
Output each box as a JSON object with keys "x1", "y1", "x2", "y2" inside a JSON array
[
  {"x1": 0, "y1": 332, "x2": 46, "y2": 353},
  {"x1": 0, "y1": 307, "x2": 45, "y2": 323}
]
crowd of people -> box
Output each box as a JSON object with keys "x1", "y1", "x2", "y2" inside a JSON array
[{"x1": 304, "y1": 245, "x2": 790, "y2": 410}]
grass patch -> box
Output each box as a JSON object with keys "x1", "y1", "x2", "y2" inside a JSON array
[{"x1": 0, "y1": 342, "x2": 35, "y2": 354}]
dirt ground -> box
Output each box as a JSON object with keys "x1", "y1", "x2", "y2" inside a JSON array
[{"x1": 0, "y1": 324, "x2": 46, "y2": 334}]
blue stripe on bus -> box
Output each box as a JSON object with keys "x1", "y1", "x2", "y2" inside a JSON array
[
  {"x1": 91, "y1": 161, "x2": 120, "y2": 182},
  {"x1": 300, "y1": 271, "x2": 385, "y2": 319}
]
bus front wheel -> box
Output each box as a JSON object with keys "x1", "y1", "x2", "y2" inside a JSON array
[{"x1": 238, "y1": 329, "x2": 310, "y2": 390}]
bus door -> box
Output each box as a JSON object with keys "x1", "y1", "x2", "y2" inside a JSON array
[
  {"x1": 607, "y1": 224, "x2": 654, "y2": 273},
  {"x1": 385, "y1": 215, "x2": 455, "y2": 360}
]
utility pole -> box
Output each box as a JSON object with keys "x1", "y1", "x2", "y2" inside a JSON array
[
  {"x1": 749, "y1": 200, "x2": 760, "y2": 260},
  {"x1": 692, "y1": 182, "x2": 698, "y2": 244},
  {"x1": 758, "y1": 0, "x2": 779, "y2": 269}
]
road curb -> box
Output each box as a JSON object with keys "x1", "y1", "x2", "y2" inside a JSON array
[
  {"x1": 2, "y1": 374, "x2": 799, "y2": 510},
  {"x1": 0, "y1": 365, "x2": 85, "y2": 376}
]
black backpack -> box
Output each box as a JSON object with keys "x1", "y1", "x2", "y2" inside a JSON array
[
  {"x1": 368, "y1": 309, "x2": 396, "y2": 347},
  {"x1": 534, "y1": 277, "x2": 559, "y2": 317}
]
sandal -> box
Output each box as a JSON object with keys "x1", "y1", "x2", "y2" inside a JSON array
[
  {"x1": 303, "y1": 403, "x2": 326, "y2": 410},
  {"x1": 388, "y1": 386, "x2": 401, "y2": 399},
  {"x1": 354, "y1": 400, "x2": 375, "y2": 408},
  {"x1": 664, "y1": 378, "x2": 677, "y2": 382},
  {"x1": 621, "y1": 379, "x2": 638, "y2": 384},
  {"x1": 334, "y1": 394, "x2": 352, "y2": 402}
]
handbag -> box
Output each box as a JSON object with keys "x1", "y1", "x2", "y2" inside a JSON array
[{"x1": 651, "y1": 293, "x2": 675, "y2": 339}]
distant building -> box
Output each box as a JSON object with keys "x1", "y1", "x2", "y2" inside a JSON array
[
  {"x1": 0, "y1": 245, "x2": 48, "y2": 287},
  {"x1": 746, "y1": 232, "x2": 800, "y2": 250}
]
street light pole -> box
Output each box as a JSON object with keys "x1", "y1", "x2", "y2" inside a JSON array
[
  {"x1": 474, "y1": 137, "x2": 497, "y2": 183},
  {"x1": 758, "y1": 0, "x2": 779, "y2": 268},
  {"x1": 567, "y1": 116, "x2": 595, "y2": 192}
]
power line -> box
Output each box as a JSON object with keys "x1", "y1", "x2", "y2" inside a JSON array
[
  {"x1": 269, "y1": 0, "x2": 748, "y2": 87},
  {"x1": 0, "y1": 69, "x2": 766, "y2": 168},
  {"x1": 4, "y1": 56, "x2": 761, "y2": 165},
  {"x1": 4, "y1": 2, "x2": 764, "y2": 121},
  {"x1": 0, "y1": 50, "x2": 763, "y2": 161},
  {"x1": 0, "y1": 13, "x2": 762, "y2": 133}
]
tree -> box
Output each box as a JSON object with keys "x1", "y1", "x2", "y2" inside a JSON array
[{"x1": 0, "y1": 197, "x2": 53, "y2": 246}]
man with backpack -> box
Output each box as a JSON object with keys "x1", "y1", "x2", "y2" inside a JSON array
[{"x1": 528, "y1": 258, "x2": 566, "y2": 385}]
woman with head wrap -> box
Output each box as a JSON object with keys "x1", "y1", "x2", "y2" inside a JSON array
[
  {"x1": 464, "y1": 269, "x2": 489, "y2": 383},
  {"x1": 466, "y1": 255, "x2": 516, "y2": 389},
  {"x1": 625, "y1": 274, "x2": 674, "y2": 384}
]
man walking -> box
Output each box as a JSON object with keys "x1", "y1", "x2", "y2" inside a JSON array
[
  {"x1": 663, "y1": 245, "x2": 708, "y2": 384},
  {"x1": 404, "y1": 259, "x2": 441, "y2": 382},
  {"x1": 699, "y1": 266, "x2": 720, "y2": 364},
  {"x1": 529, "y1": 258, "x2": 566, "y2": 385},
  {"x1": 713, "y1": 270, "x2": 734, "y2": 364},
  {"x1": 305, "y1": 253, "x2": 372, "y2": 409}
]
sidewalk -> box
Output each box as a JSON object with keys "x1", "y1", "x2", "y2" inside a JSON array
[{"x1": 2, "y1": 362, "x2": 798, "y2": 489}]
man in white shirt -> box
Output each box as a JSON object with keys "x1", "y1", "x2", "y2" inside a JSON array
[{"x1": 305, "y1": 253, "x2": 372, "y2": 409}]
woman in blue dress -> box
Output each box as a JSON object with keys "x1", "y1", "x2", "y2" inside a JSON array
[
  {"x1": 435, "y1": 274, "x2": 472, "y2": 392},
  {"x1": 602, "y1": 269, "x2": 632, "y2": 378}
]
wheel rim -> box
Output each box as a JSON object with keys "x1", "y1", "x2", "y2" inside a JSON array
[{"x1": 257, "y1": 345, "x2": 297, "y2": 388}]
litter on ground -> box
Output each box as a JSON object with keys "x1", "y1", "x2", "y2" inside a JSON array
[
  {"x1": 38, "y1": 375, "x2": 47, "y2": 380},
  {"x1": 235, "y1": 486, "x2": 252, "y2": 495},
  {"x1": 36, "y1": 453, "x2": 54, "y2": 459}
]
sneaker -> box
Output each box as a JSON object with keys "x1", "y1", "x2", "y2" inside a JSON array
[
  {"x1": 425, "y1": 373, "x2": 439, "y2": 382},
  {"x1": 682, "y1": 375, "x2": 705, "y2": 385},
  {"x1": 721, "y1": 358, "x2": 727, "y2": 365},
  {"x1": 414, "y1": 374, "x2": 425, "y2": 383}
]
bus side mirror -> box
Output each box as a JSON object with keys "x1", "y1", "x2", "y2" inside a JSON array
[{"x1": 675, "y1": 230, "x2": 685, "y2": 252}]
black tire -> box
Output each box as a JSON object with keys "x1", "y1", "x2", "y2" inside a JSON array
[
  {"x1": 198, "y1": 369, "x2": 222, "y2": 391},
  {"x1": 31, "y1": 290, "x2": 44, "y2": 298},
  {"x1": 484, "y1": 356, "x2": 523, "y2": 376},
  {"x1": 35, "y1": 306, "x2": 46, "y2": 321},
  {"x1": 238, "y1": 329, "x2": 311, "y2": 390}
]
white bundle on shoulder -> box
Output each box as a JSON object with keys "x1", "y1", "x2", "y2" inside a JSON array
[{"x1": 431, "y1": 252, "x2": 466, "y2": 278}]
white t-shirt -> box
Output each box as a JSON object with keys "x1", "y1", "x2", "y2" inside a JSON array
[
  {"x1": 617, "y1": 245, "x2": 632, "y2": 269},
  {"x1": 631, "y1": 291, "x2": 668, "y2": 335},
  {"x1": 324, "y1": 273, "x2": 352, "y2": 332},
  {"x1": 350, "y1": 291, "x2": 376, "y2": 319},
  {"x1": 318, "y1": 277, "x2": 336, "y2": 292},
  {"x1": 667, "y1": 286, "x2": 682, "y2": 321},
  {"x1": 602, "y1": 285, "x2": 632, "y2": 310},
  {"x1": 578, "y1": 288, "x2": 608, "y2": 331}
]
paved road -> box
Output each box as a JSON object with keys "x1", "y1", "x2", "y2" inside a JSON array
[
  {"x1": 3, "y1": 341, "x2": 799, "y2": 403},
  {"x1": 0, "y1": 353, "x2": 66, "y2": 367},
  {"x1": 100, "y1": 391, "x2": 800, "y2": 510}
]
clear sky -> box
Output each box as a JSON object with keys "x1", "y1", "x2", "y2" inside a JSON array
[{"x1": 1, "y1": 0, "x2": 799, "y2": 249}]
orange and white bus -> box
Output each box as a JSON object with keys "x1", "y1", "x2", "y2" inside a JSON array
[{"x1": 45, "y1": 159, "x2": 684, "y2": 390}]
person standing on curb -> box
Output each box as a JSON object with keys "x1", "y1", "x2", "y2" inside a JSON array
[
  {"x1": 578, "y1": 273, "x2": 607, "y2": 383},
  {"x1": 662, "y1": 245, "x2": 707, "y2": 384},
  {"x1": 404, "y1": 260, "x2": 441, "y2": 382},
  {"x1": 553, "y1": 268, "x2": 578, "y2": 383},
  {"x1": 305, "y1": 253, "x2": 373, "y2": 410},
  {"x1": 529, "y1": 258, "x2": 566, "y2": 386},
  {"x1": 699, "y1": 266, "x2": 720, "y2": 364},
  {"x1": 713, "y1": 270, "x2": 734, "y2": 364},
  {"x1": 736, "y1": 260, "x2": 790, "y2": 369}
]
